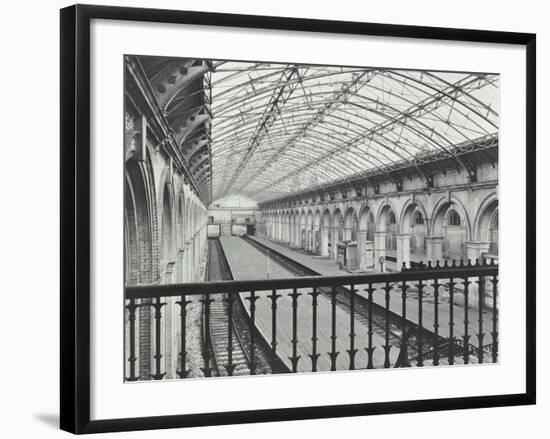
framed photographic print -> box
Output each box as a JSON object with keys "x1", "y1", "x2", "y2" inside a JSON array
[{"x1": 60, "y1": 4, "x2": 536, "y2": 434}]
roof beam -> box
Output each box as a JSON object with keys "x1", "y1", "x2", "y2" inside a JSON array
[
  {"x1": 217, "y1": 67, "x2": 303, "y2": 197},
  {"x1": 234, "y1": 70, "x2": 376, "y2": 193},
  {"x1": 151, "y1": 61, "x2": 211, "y2": 110}
]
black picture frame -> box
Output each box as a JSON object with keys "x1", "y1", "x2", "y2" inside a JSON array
[{"x1": 60, "y1": 4, "x2": 536, "y2": 434}]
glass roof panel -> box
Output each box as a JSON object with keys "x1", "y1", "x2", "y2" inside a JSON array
[{"x1": 209, "y1": 62, "x2": 498, "y2": 203}]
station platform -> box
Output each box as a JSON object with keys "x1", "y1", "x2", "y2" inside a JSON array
[
  {"x1": 247, "y1": 235, "x2": 497, "y2": 361},
  {"x1": 219, "y1": 236, "x2": 398, "y2": 371},
  {"x1": 247, "y1": 235, "x2": 349, "y2": 277},
  {"x1": 219, "y1": 236, "x2": 292, "y2": 280}
]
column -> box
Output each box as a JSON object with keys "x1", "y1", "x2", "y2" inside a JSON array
[
  {"x1": 395, "y1": 233, "x2": 411, "y2": 270},
  {"x1": 357, "y1": 230, "x2": 367, "y2": 270},
  {"x1": 321, "y1": 226, "x2": 329, "y2": 257},
  {"x1": 465, "y1": 241, "x2": 491, "y2": 264},
  {"x1": 374, "y1": 231, "x2": 386, "y2": 272},
  {"x1": 177, "y1": 249, "x2": 185, "y2": 282},
  {"x1": 194, "y1": 234, "x2": 199, "y2": 280},
  {"x1": 464, "y1": 241, "x2": 491, "y2": 309},
  {"x1": 188, "y1": 240, "x2": 193, "y2": 281},
  {"x1": 425, "y1": 236, "x2": 444, "y2": 263},
  {"x1": 332, "y1": 227, "x2": 340, "y2": 260}
]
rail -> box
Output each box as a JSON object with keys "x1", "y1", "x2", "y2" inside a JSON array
[{"x1": 125, "y1": 259, "x2": 498, "y2": 380}]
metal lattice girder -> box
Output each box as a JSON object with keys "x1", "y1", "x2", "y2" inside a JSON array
[
  {"x1": 208, "y1": 63, "x2": 498, "y2": 203},
  {"x1": 218, "y1": 67, "x2": 304, "y2": 197}
]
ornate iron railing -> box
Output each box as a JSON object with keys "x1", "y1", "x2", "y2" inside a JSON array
[{"x1": 125, "y1": 260, "x2": 498, "y2": 380}]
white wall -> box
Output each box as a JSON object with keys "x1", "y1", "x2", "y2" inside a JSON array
[{"x1": 0, "y1": 0, "x2": 547, "y2": 438}]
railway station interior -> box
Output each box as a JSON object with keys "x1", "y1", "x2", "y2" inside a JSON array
[{"x1": 124, "y1": 55, "x2": 499, "y2": 380}]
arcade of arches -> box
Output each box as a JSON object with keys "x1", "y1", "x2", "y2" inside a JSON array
[{"x1": 262, "y1": 182, "x2": 498, "y2": 272}]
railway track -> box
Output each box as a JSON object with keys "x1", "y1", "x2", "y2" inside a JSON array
[
  {"x1": 206, "y1": 239, "x2": 251, "y2": 376},
  {"x1": 205, "y1": 239, "x2": 286, "y2": 376}
]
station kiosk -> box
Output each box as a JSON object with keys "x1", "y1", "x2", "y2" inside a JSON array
[
  {"x1": 361, "y1": 240, "x2": 375, "y2": 270},
  {"x1": 336, "y1": 241, "x2": 359, "y2": 270}
]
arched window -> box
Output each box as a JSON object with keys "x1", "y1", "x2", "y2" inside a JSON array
[
  {"x1": 448, "y1": 209, "x2": 461, "y2": 226},
  {"x1": 413, "y1": 211, "x2": 424, "y2": 225},
  {"x1": 389, "y1": 211, "x2": 396, "y2": 224}
]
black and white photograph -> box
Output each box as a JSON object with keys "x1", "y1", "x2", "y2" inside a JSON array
[
  {"x1": 124, "y1": 55, "x2": 500, "y2": 381},
  {"x1": 0, "y1": 0, "x2": 544, "y2": 436}
]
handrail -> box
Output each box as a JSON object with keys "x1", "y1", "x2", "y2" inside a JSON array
[{"x1": 126, "y1": 261, "x2": 498, "y2": 299}]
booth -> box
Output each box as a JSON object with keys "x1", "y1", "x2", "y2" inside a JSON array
[
  {"x1": 361, "y1": 240, "x2": 375, "y2": 270},
  {"x1": 336, "y1": 241, "x2": 358, "y2": 270}
]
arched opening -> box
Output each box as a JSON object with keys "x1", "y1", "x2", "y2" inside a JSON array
[
  {"x1": 344, "y1": 207, "x2": 358, "y2": 242},
  {"x1": 288, "y1": 211, "x2": 294, "y2": 247},
  {"x1": 378, "y1": 204, "x2": 397, "y2": 251},
  {"x1": 357, "y1": 206, "x2": 375, "y2": 269},
  {"x1": 305, "y1": 211, "x2": 314, "y2": 251},
  {"x1": 476, "y1": 199, "x2": 498, "y2": 255},
  {"x1": 359, "y1": 206, "x2": 375, "y2": 242},
  {"x1": 313, "y1": 210, "x2": 322, "y2": 254},
  {"x1": 124, "y1": 158, "x2": 155, "y2": 380},
  {"x1": 160, "y1": 183, "x2": 174, "y2": 282},
  {"x1": 299, "y1": 211, "x2": 307, "y2": 249},
  {"x1": 124, "y1": 161, "x2": 154, "y2": 286},
  {"x1": 332, "y1": 209, "x2": 344, "y2": 260},
  {"x1": 432, "y1": 202, "x2": 469, "y2": 261},
  {"x1": 401, "y1": 202, "x2": 428, "y2": 261},
  {"x1": 175, "y1": 191, "x2": 186, "y2": 282},
  {"x1": 321, "y1": 209, "x2": 332, "y2": 257},
  {"x1": 489, "y1": 213, "x2": 498, "y2": 254}
]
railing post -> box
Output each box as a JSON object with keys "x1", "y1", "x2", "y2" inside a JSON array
[
  {"x1": 268, "y1": 289, "x2": 281, "y2": 366},
  {"x1": 288, "y1": 288, "x2": 301, "y2": 372},
  {"x1": 448, "y1": 278, "x2": 456, "y2": 365},
  {"x1": 308, "y1": 287, "x2": 320, "y2": 372},
  {"x1": 433, "y1": 278, "x2": 440, "y2": 366},
  {"x1": 125, "y1": 298, "x2": 140, "y2": 381},
  {"x1": 383, "y1": 282, "x2": 392, "y2": 368},
  {"x1": 477, "y1": 274, "x2": 486, "y2": 364},
  {"x1": 347, "y1": 284, "x2": 358, "y2": 370},
  {"x1": 246, "y1": 290, "x2": 258, "y2": 375},
  {"x1": 176, "y1": 296, "x2": 191, "y2": 378},
  {"x1": 417, "y1": 279, "x2": 424, "y2": 367},
  {"x1": 328, "y1": 285, "x2": 340, "y2": 371},
  {"x1": 395, "y1": 280, "x2": 410, "y2": 367},
  {"x1": 224, "y1": 293, "x2": 236, "y2": 376},
  {"x1": 463, "y1": 278, "x2": 471, "y2": 364},
  {"x1": 151, "y1": 297, "x2": 166, "y2": 380},
  {"x1": 365, "y1": 283, "x2": 376, "y2": 369},
  {"x1": 491, "y1": 275, "x2": 499, "y2": 363},
  {"x1": 200, "y1": 293, "x2": 215, "y2": 377}
]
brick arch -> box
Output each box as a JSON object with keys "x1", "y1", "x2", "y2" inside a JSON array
[
  {"x1": 159, "y1": 180, "x2": 175, "y2": 281},
  {"x1": 344, "y1": 206, "x2": 359, "y2": 241},
  {"x1": 375, "y1": 200, "x2": 398, "y2": 232},
  {"x1": 332, "y1": 207, "x2": 343, "y2": 228},
  {"x1": 306, "y1": 209, "x2": 314, "y2": 227},
  {"x1": 358, "y1": 203, "x2": 375, "y2": 241},
  {"x1": 125, "y1": 158, "x2": 156, "y2": 286},
  {"x1": 399, "y1": 198, "x2": 430, "y2": 235},
  {"x1": 473, "y1": 193, "x2": 498, "y2": 242},
  {"x1": 313, "y1": 209, "x2": 322, "y2": 227},
  {"x1": 431, "y1": 196, "x2": 472, "y2": 241},
  {"x1": 124, "y1": 155, "x2": 157, "y2": 379}
]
